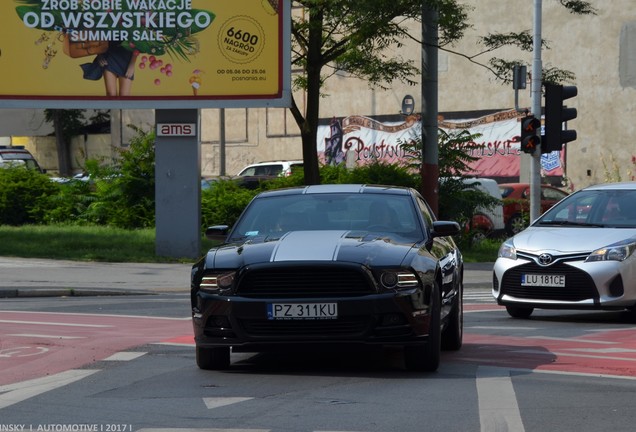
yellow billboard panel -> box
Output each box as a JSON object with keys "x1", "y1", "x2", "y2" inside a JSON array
[{"x1": 0, "y1": 0, "x2": 290, "y2": 108}]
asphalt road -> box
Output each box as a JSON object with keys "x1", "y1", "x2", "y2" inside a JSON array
[{"x1": 0, "y1": 257, "x2": 494, "y2": 297}]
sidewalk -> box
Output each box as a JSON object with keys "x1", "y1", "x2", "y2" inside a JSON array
[
  {"x1": 0, "y1": 257, "x2": 493, "y2": 298},
  {"x1": 0, "y1": 257, "x2": 192, "y2": 298}
]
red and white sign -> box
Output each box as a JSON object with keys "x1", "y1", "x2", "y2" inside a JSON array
[{"x1": 316, "y1": 110, "x2": 564, "y2": 178}]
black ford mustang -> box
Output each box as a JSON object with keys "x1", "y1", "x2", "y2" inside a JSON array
[{"x1": 191, "y1": 184, "x2": 464, "y2": 371}]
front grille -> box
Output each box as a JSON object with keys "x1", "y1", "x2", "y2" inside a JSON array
[
  {"x1": 240, "y1": 317, "x2": 371, "y2": 338},
  {"x1": 500, "y1": 262, "x2": 598, "y2": 302},
  {"x1": 236, "y1": 265, "x2": 374, "y2": 298}
]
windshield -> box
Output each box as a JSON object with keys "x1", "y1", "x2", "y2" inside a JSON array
[
  {"x1": 229, "y1": 193, "x2": 424, "y2": 242},
  {"x1": 537, "y1": 189, "x2": 636, "y2": 228}
]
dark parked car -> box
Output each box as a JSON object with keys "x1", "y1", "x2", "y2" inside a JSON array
[{"x1": 191, "y1": 184, "x2": 464, "y2": 371}]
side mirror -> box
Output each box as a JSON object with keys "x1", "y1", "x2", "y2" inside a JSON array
[
  {"x1": 205, "y1": 225, "x2": 230, "y2": 242},
  {"x1": 431, "y1": 221, "x2": 461, "y2": 238}
]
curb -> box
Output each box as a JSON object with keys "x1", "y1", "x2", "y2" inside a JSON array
[{"x1": 0, "y1": 288, "x2": 156, "y2": 298}]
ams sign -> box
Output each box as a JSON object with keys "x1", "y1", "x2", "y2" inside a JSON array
[{"x1": 156, "y1": 123, "x2": 197, "y2": 137}]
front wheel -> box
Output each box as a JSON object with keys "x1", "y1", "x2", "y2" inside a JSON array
[
  {"x1": 196, "y1": 346, "x2": 231, "y2": 370},
  {"x1": 507, "y1": 214, "x2": 526, "y2": 235},
  {"x1": 506, "y1": 305, "x2": 534, "y2": 319},
  {"x1": 404, "y1": 282, "x2": 441, "y2": 372}
]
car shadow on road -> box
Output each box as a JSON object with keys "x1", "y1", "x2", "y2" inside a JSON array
[{"x1": 221, "y1": 347, "x2": 436, "y2": 377}]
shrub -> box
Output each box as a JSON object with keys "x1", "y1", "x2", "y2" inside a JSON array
[
  {"x1": 0, "y1": 166, "x2": 60, "y2": 225},
  {"x1": 201, "y1": 180, "x2": 257, "y2": 229}
]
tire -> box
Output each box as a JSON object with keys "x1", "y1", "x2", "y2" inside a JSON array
[
  {"x1": 470, "y1": 230, "x2": 487, "y2": 245},
  {"x1": 196, "y1": 345, "x2": 231, "y2": 370},
  {"x1": 442, "y1": 279, "x2": 463, "y2": 351},
  {"x1": 506, "y1": 305, "x2": 534, "y2": 319},
  {"x1": 507, "y1": 214, "x2": 526, "y2": 235},
  {"x1": 404, "y1": 282, "x2": 441, "y2": 372}
]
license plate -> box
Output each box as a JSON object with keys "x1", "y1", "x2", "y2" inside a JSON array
[
  {"x1": 267, "y1": 303, "x2": 338, "y2": 320},
  {"x1": 521, "y1": 273, "x2": 565, "y2": 287}
]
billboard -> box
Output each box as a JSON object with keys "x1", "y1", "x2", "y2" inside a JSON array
[{"x1": 0, "y1": 0, "x2": 291, "y2": 108}]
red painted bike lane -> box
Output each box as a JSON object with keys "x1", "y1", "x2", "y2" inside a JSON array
[
  {"x1": 0, "y1": 311, "x2": 192, "y2": 386},
  {"x1": 4, "y1": 306, "x2": 636, "y2": 384},
  {"x1": 456, "y1": 304, "x2": 636, "y2": 377}
]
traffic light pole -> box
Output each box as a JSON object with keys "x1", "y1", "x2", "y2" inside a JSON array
[{"x1": 529, "y1": 0, "x2": 543, "y2": 222}]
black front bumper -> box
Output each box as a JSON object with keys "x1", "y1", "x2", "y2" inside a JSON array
[{"x1": 192, "y1": 291, "x2": 433, "y2": 350}]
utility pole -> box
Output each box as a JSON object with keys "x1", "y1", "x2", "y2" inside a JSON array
[
  {"x1": 421, "y1": 2, "x2": 439, "y2": 216},
  {"x1": 529, "y1": 0, "x2": 543, "y2": 221}
]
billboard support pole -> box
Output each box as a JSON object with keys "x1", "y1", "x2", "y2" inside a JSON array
[{"x1": 155, "y1": 109, "x2": 201, "y2": 259}]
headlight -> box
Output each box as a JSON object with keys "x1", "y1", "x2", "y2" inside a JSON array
[
  {"x1": 586, "y1": 241, "x2": 636, "y2": 262},
  {"x1": 498, "y1": 240, "x2": 517, "y2": 260},
  {"x1": 379, "y1": 271, "x2": 419, "y2": 289},
  {"x1": 199, "y1": 271, "x2": 236, "y2": 293}
]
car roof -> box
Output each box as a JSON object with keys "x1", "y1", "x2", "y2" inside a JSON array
[
  {"x1": 244, "y1": 160, "x2": 303, "y2": 166},
  {"x1": 255, "y1": 184, "x2": 414, "y2": 198},
  {"x1": 583, "y1": 182, "x2": 636, "y2": 191}
]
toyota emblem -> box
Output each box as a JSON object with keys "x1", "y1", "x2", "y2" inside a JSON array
[{"x1": 538, "y1": 253, "x2": 554, "y2": 266}]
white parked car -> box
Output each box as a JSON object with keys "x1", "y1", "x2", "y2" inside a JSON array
[
  {"x1": 493, "y1": 182, "x2": 636, "y2": 319},
  {"x1": 236, "y1": 160, "x2": 303, "y2": 177}
]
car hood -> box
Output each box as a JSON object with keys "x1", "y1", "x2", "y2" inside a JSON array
[
  {"x1": 208, "y1": 230, "x2": 417, "y2": 268},
  {"x1": 512, "y1": 226, "x2": 636, "y2": 253}
]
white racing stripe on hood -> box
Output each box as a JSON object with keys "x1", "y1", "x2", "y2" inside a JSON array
[{"x1": 270, "y1": 230, "x2": 348, "y2": 262}]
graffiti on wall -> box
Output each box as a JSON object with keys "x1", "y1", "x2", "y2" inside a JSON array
[{"x1": 317, "y1": 110, "x2": 564, "y2": 178}]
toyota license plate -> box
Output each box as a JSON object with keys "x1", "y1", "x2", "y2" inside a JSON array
[
  {"x1": 267, "y1": 303, "x2": 338, "y2": 320},
  {"x1": 521, "y1": 273, "x2": 566, "y2": 287}
]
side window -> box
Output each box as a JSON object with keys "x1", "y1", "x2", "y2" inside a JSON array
[{"x1": 416, "y1": 197, "x2": 434, "y2": 228}]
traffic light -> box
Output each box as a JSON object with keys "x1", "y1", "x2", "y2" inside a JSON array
[
  {"x1": 520, "y1": 115, "x2": 541, "y2": 154},
  {"x1": 543, "y1": 83, "x2": 577, "y2": 153}
]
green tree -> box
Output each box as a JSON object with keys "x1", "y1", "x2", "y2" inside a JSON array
[
  {"x1": 290, "y1": 0, "x2": 596, "y2": 186},
  {"x1": 291, "y1": 0, "x2": 466, "y2": 185}
]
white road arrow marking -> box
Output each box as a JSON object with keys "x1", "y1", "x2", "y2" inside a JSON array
[
  {"x1": 0, "y1": 369, "x2": 98, "y2": 409},
  {"x1": 203, "y1": 397, "x2": 254, "y2": 409}
]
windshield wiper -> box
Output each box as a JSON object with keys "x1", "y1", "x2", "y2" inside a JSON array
[{"x1": 537, "y1": 220, "x2": 606, "y2": 227}]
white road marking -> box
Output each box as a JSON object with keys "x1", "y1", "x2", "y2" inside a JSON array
[
  {"x1": 203, "y1": 397, "x2": 254, "y2": 409},
  {"x1": 525, "y1": 336, "x2": 617, "y2": 344},
  {"x1": 0, "y1": 369, "x2": 98, "y2": 409},
  {"x1": 0, "y1": 346, "x2": 49, "y2": 358},
  {"x1": 103, "y1": 352, "x2": 147, "y2": 361},
  {"x1": 0, "y1": 319, "x2": 112, "y2": 328},
  {"x1": 6, "y1": 333, "x2": 86, "y2": 339},
  {"x1": 561, "y1": 347, "x2": 636, "y2": 353},
  {"x1": 476, "y1": 366, "x2": 525, "y2": 432},
  {"x1": 0, "y1": 310, "x2": 191, "y2": 321}
]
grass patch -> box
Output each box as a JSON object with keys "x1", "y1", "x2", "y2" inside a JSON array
[
  {"x1": 0, "y1": 225, "x2": 214, "y2": 263},
  {"x1": 0, "y1": 224, "x2": 500, "y2": 263}
]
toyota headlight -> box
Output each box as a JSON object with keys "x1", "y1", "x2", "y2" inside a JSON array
[
  {"x1": 498, "y1": 240, "x2": 517, "y2": 260},
  {"x1": 586, "y1": 240, "x2": 636, "y2": 262}
]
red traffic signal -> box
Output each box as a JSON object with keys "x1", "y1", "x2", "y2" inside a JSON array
[{"x1": 520, "y1": 115, "x2": 541, "y2": 154}]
